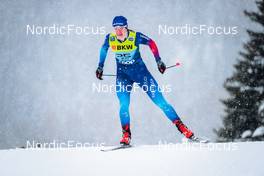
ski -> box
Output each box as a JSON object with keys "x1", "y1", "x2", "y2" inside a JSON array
[
  {"x1": 100, "y1": 144, "x2": 133, "y2": 152},
  {"x1": 188, "y1": 136, "x2": 210, "y2": 143}
]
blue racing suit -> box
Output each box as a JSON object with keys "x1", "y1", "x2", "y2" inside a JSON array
[{"x1": 98, "y1": 30, "x2": 180, "y2": 127}]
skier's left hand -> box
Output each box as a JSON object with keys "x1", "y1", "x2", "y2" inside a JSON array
[
  {"x1": 96, "y1": 66, "x2": 103, "y2": 80},
  {"x1": 157, "y1": 60, "x2": 166, "y2": 74}
]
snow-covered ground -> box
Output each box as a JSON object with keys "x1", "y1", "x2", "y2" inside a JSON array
[{"x1": 0, "y1": 142, "x2": 263, "y2": 176}]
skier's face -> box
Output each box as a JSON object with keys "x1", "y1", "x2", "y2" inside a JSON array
[{"x1": 114, "y1": 26, "x2": 127, "y2": 36}]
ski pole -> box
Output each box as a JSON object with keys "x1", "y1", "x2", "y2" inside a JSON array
[
  {"x1": 166, "y1": 62, "x2": 181, "y2": 69},
  {"x1": 102, "y1": 62, "x2": 181, "y2": 77},
  {"x1": 103, "y1": 74, "x2": 117, "y2": 77}
]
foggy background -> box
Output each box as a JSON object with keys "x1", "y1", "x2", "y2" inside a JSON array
[{"x1": 0, "y1": 0, "x2": 258, "y2": 149}]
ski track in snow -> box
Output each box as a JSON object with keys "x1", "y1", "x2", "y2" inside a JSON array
[{"x1": 0, "y1": 142, "x2": 263, "y2": 176}]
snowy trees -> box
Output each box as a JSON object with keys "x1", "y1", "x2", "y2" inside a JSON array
[{"x1": 215, "y1": 0, "x2": 264, "y2": 141}]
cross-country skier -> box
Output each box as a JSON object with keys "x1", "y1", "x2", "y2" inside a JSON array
[{"x1": 96, "y1": 16, "x2": 202, "y2": 145}]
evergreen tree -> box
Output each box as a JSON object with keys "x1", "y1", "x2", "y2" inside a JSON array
[{"x1": 215, "y1": 0, "x2": 264, "y2": 141}]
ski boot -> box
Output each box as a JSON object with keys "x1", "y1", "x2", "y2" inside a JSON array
[
  {"x1": 174, "y1": 119, "x2": 194, "y2": 138},
  {"x1": 173, "y1": 119, "x2": 209, "y2": 143},
  {"x1": 120, "y1": 124, "x2": 131, "y2": 146}
]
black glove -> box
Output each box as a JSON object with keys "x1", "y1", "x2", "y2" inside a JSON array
[
  {"x1": 96, "y1": 66, "x2": 103, "y2": 80},
  {"x1": 157, "y1": 60, "x2": 166, "y2": 74}
]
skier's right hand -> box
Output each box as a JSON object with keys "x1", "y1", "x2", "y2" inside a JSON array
[
  {"x1": 96, "y1": 66, "x2": 103, "y2": 80},
  {"x1": 157, "y1": 60, "x2": 166, "y2": 74}
]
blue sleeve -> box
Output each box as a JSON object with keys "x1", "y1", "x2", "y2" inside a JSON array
[
  {"x1": 136, "y1": 32, "x2": 151, "y2": 45},
  {"x1": 98, "y1": 34, "x2": 110, "y2": 68}
]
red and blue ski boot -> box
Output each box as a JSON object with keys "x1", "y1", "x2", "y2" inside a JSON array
[
  {"x1": 173, "y1": 119, "x2": 194, "y2": 138},
  {"x1": 120, "y1": 125, "x2": 131, "y2": 146},
  {"x1": 173, "y1": 119, "x2": 208, "y2": 143}
]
